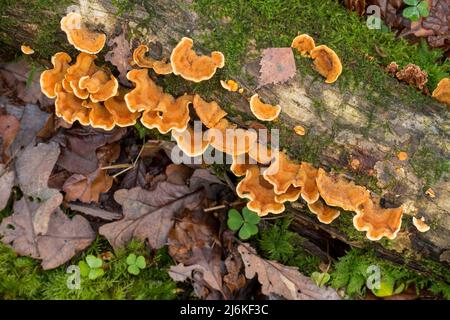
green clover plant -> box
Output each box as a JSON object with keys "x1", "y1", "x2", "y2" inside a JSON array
[
  {"x1": 78, "y1": 255, "x2": 105, "y2": 280},
  {"x1": 227, "y1": 207, "x2": 260, "y2": 240},
  {"x1": 126, "y1": 253, "x2": 146, "y2": 275},
  {"x1": 403, "y1": 0, "x2": 429, "y2": 22}
]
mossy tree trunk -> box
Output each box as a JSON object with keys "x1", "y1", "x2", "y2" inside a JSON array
[{"x1": 1, "y1": 0, "x2": 449, "y2": 280}]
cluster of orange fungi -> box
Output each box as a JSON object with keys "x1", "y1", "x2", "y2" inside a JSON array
[{"x1": 39, "y1": 12, "x2": 406, "y2": 241}]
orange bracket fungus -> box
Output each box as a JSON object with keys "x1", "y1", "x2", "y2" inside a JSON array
[
  {"x1": 353, "y1": 197, "x2": 403, "y2": 241},
  {"x1": 40, "y1": 52, "x2": 72, "y2": 98},
  {"x1": 220, "y1": 79, "x2": 239, "y2": 92},
  {"x1": 60, "y1": 12, "x2": 106, "y2": 54},
  {"x1": 172, "y1": 126, "x2": 210, "y2": 157},
  {"x1": 296, "y1": 162, "x2": 320, "y2": 204},
  {"x1": 82, "y1": 100, "x2": 115, "y2": 131},
  {"x1": 103, "y1": 91, "x2": 139, "y2": 127},
  {"x1": 308, "y1": 199, "x2": 340, "y2": 224},
  {"x1": 54, "y1": 83, "x2": 90, "y2": 126},
  {"x1": 316, "y1": 168, "x2": 370, "y2": 212},
  {"x1": 141, "y1": 93, "x2": 192, "y2": 134},
  {"x1": 170, "y1": 37, "x2": 225, "y2": 82},
  {"x1": 236, "y1": 166, "x2": 285, "y2": 216},
  {"x1": 132, "y1": 44, "x2": 173, "y2": 75},
  {"x1": 275, "y1": 186, "x2": 302, "y2": 203},
  {"x1": 193, "y1": 94, "x2": 228, "y2": 128},
  {"x1": 432, "y1": 77, "x2": 450, "y2": 107},
  {"x1": 263, "y1": 151, "x2": 301, "y2": 194},
  {"x1": 65, "y1": 52, "x2": 98, "y2": 99},
  {"x1": 291, "y1": 34, "x2": 315, "y2": 57},
  {"x1": 412, "y1": 216, "x2": 430, "y2": 233},
  {"x1": 207, "y1": 127, "x2": 258, "y2": 156},
  {"x1": 125, "y1": 69, "x2": 163, "y2": 112},
  {"x1": 231, "y1": 153, "x2": 255, "y2": 177},
  {"x1": 248, "y1": 142, "x2": 273, "y2": 165},
  {"x1": 79, "y1": 70, "x2": 119, "y2": 102},
  {"x1": 249, "y1": 94, "x2": 281, "y2": 121},
  {"x1": 21, "y1": 45, "x2": 34, "y2": 55},
  {"x1": 310, "y1": 45, "x2": 342, "y2": 84}
]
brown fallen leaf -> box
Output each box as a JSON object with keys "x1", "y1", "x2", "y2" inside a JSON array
[
  {"x1": 120, "y1": 159, "x2": 147, "y2": 189},
  {"x1": 165, "y1": 164, "x2": 194, "y2": 185},
  {"x1": 63, "y1": 169, "x2": 113, "y2": 203},
  {"x1": 0, "y1": 164, "x2": 15, "y2": 211},
  {"x1": 258, "y1": 47, "x2": 297, "y2": 88},
  {"x1": 55, "y1": 126, "x2": 126, "y2": 175},
  {"x1": 67, "y1": 203, "x2": 122, "y2": 221},
  {"x1": 0, "y1": 114, "x2": 19, "y2": 162},
  {"x1": 238, "y1": 244, "x2": 340, "y2": 300},
  {"x1": 168, "y1": 209, "x2": 225, "y2": 298},
  {"x1": 0, "y1": 197, "x2": 95, "y2": 269},
  {"x1": 105, "y1": 29, "x2": 132, "y2": 85},
  {"x1": 99, "y1": 182, "x2": 206, "y2": 250}
]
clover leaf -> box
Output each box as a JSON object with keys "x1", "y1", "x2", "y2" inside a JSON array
[
  {"x1": 403, "y1": 0, "x2": 429, "y2": 22},
  {"x1": 126, "y1": 253, "x2": 146, "y2": 275},
  {"x1": 227, "y1": 207, "x2": 260, "y2": 240},
  {"x1": 78, "y1": 255, "x2": 105, "y2": 280},
  {"x1": 311, "y1": 272, "x2": 331, "y2": 288}
]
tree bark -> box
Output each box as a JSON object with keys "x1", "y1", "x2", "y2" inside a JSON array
[{"x1": 1, "y1": 0, "x2": 449, "y2": 278}]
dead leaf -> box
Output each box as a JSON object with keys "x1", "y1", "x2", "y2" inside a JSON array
[
  {"x1": 168, "y1": 209, "x2": 224, "y2": 298},
  {"x1": 165, "y1": 164, "x2": 194, "y2": 185},
  {"x1": 0, "y1": 114, "x2": 19, "y2": 162},
  {"x1": 238, "y1": 244, "x2": 340, "y2": 300},
  {"x1": 120, "y1": 159, "x2": 147, "y2": 189},
  {"x1": 0, "y1": 197, "x2": 95, "y2": 269},
  {"x1": 258, "y1": 47, "x2": 296, "y2": 88},
  {"x1": 99, "y1": 182, "x2": 205, "y2": 250},
  {"x1": 63, "y1": 169, "x2": 113, "y2": 203},
  {"x1": 67, "y1": 203, "x2": 122, "y2": 221},
  {"x1": 55, "y1": 127, "x2": 126, "y2": 175},
  {"x1": 0, "y1": 164, "x2": 14, "y2": 211},
  {"x1": 105, "y1": 30, "x2": 132, "y2": 85}
]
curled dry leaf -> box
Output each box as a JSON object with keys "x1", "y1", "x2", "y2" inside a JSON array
[
  {"x1": 0, "y1": 114, "x2": 19, "y2": 162},
  {"x1": 63, "y1": 169, "x2": 113, "y2": 203},
  {"x1": 99, "y1": 182, "x2": 205, "y2": 250},
  {"x1": 258, "y1": 47, "x2": 297, "y2": 88},
  {"x1": 238, "y1": 244, "x2": 340, "y2": 300},
  {"x1": 0, "y1": 197, "x2": 95, "y2": 269}
]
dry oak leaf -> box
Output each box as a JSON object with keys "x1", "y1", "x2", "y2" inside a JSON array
[
  {"x1": 0, "y1": 114, "x2": 19, "y2": 162},
  {"x1": 258, "y1": 47, "x2": 297, "y2": 88},
  {"x1": 105, "y1": 31, "x2": 132, "y2": 85},
  {"x1": 99, "y1": 182, "x2": 205, "y2": 250},
  {"x1": 0, "y1": 164, "x2": 15, "y2": 211},
  {"x1": 63, "y1": 169, "x2": 113, "y2": 203},
  {"x1": 238, "y1": 244, "x2": 340, "y2": 300},
  {"x1": 67, "y1": 203, "x2": 122, "y2": 221},
  {"x1": 0, "y1": 197, "x2": 95, "y2": 269}
]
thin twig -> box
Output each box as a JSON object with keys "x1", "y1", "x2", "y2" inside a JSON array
[
  {"x1": 103, "y1": 140, "x2": 146, "y2": 179},
  {"x1": 204, "y1": 200, "x2": 245, "y2": 212}
]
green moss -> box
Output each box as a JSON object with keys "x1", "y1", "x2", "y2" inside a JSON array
[
  {"x1": 111, "y1": 0, "x2": 137, "y2": 17},
  {"x1": 0, "y1": 240, "x2": 180, "y2": 300},
  {"x1": 330, "y1": 248, "x2": 446, "y2": 299},
  {"x1": 410, "y1": 145, "x2": 450, "y2": 189}
]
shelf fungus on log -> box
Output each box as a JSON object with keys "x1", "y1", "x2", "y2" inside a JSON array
[
  {"x1": 40, "y1": 52, "x2": 72, "y2": 98},
  {"x1": 172, "y1": 126, "x2": 210, "y2": 157},
  {"x1": 231, "y1": 153, "x2": 255, "y2": 177},
  {"x1": 79, "y1": 70, "x2": 119, "y2": 102},
  {"x1": 263, "y1": 151, "x2": 301, "y2": 194},
  {"x1": 236, "y1": 165, "x2": 285, "y2": 216},
  {"x1": 412, "y1": 216, "x2": 431, "y2": 233},
  {"x1": 248, "y1": 142, "x2": 273, "y2": 165},
  {"x1": 220, "y1": 79, "x2": 239, "y2": 92},
  {"x1": 54, "y1": 83, "x2": 90, "y2": 125},
  {"x1": 316, "y1": 168, "x2": 370, "y2": 212},
  {"x1": 206, "y1": 126, "x2": 257, "y2": 156},
  {"x1": 275, "y1": 186, "x2": 302, "y2": 203},
  {"x1": 353, "y1": 196, "x2": 403, "y2": 241},
  {"x1": 103, "y1": 91, "x2": 139, "y2": 127},
  {"x1": 249, "y1": 94, "x2": 281, "y2": 121},
  {"x1": 310, "y1": 45, "x2": 342, "y2": 84},
  {"x1": 296, "y1": 162, "x2": 320, "y2": 204},
  {"x1": 21, "y1": 45, "x2": 34, "y2": 55},
  {"x1": 170, "y1": 37, "x2": 225, "y2": 82},
  {"x1": 60, "y1": 12, "x2": 106, "y2": 54},
  {"x1": 291, "y1": 34, "x2": 315, "y2": 57},
  {"x1": 140, "y1": 93, "x2": 192, "y2": 134},
  {"x1": 82, "y1": 100, "x2": 115, "y2": 131},
  {"x1": 132, "y1": 44, "x2": 173, "y2": 75},
  {"x1": 65, "y1": 52, "x2": 98, "y2": 99},
  {"x1": 125, "y1": 69, "x2": 163, "y2": 112},
  {"x1": 432, "y1": 77, "x2": 450, "y2": 107},
  {"x1": 193, "y1": 94, "x2": 228, "y2": 128},
  {"x1": 307, "y1": 199, "x2": 340, "y2": 224}
]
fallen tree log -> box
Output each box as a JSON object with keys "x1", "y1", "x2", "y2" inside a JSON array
[{"x1": 0, "y1": 0, "x2": 449, "y2": 280}]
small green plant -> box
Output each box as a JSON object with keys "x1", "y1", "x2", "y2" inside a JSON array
[
  {"x1": 78, "y1": 255, "x2": 105, "y2": 280},
  {"x1": 227, "y1": 207, "x2": 260, "y2": 240},
  {"x1": 126, "y1": 253, "x2": 146, "y2": 275},
  {"x1": 402, "y1": 0, "x2": 429, "y2": 22},
  {"x1": 311, "y1": 272, "x2": 331, "y2": 288}
]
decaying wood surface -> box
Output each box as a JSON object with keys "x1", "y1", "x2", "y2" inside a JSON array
[{"x1": 1, "y1": 0, "x2": 449, "y2": 275}]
